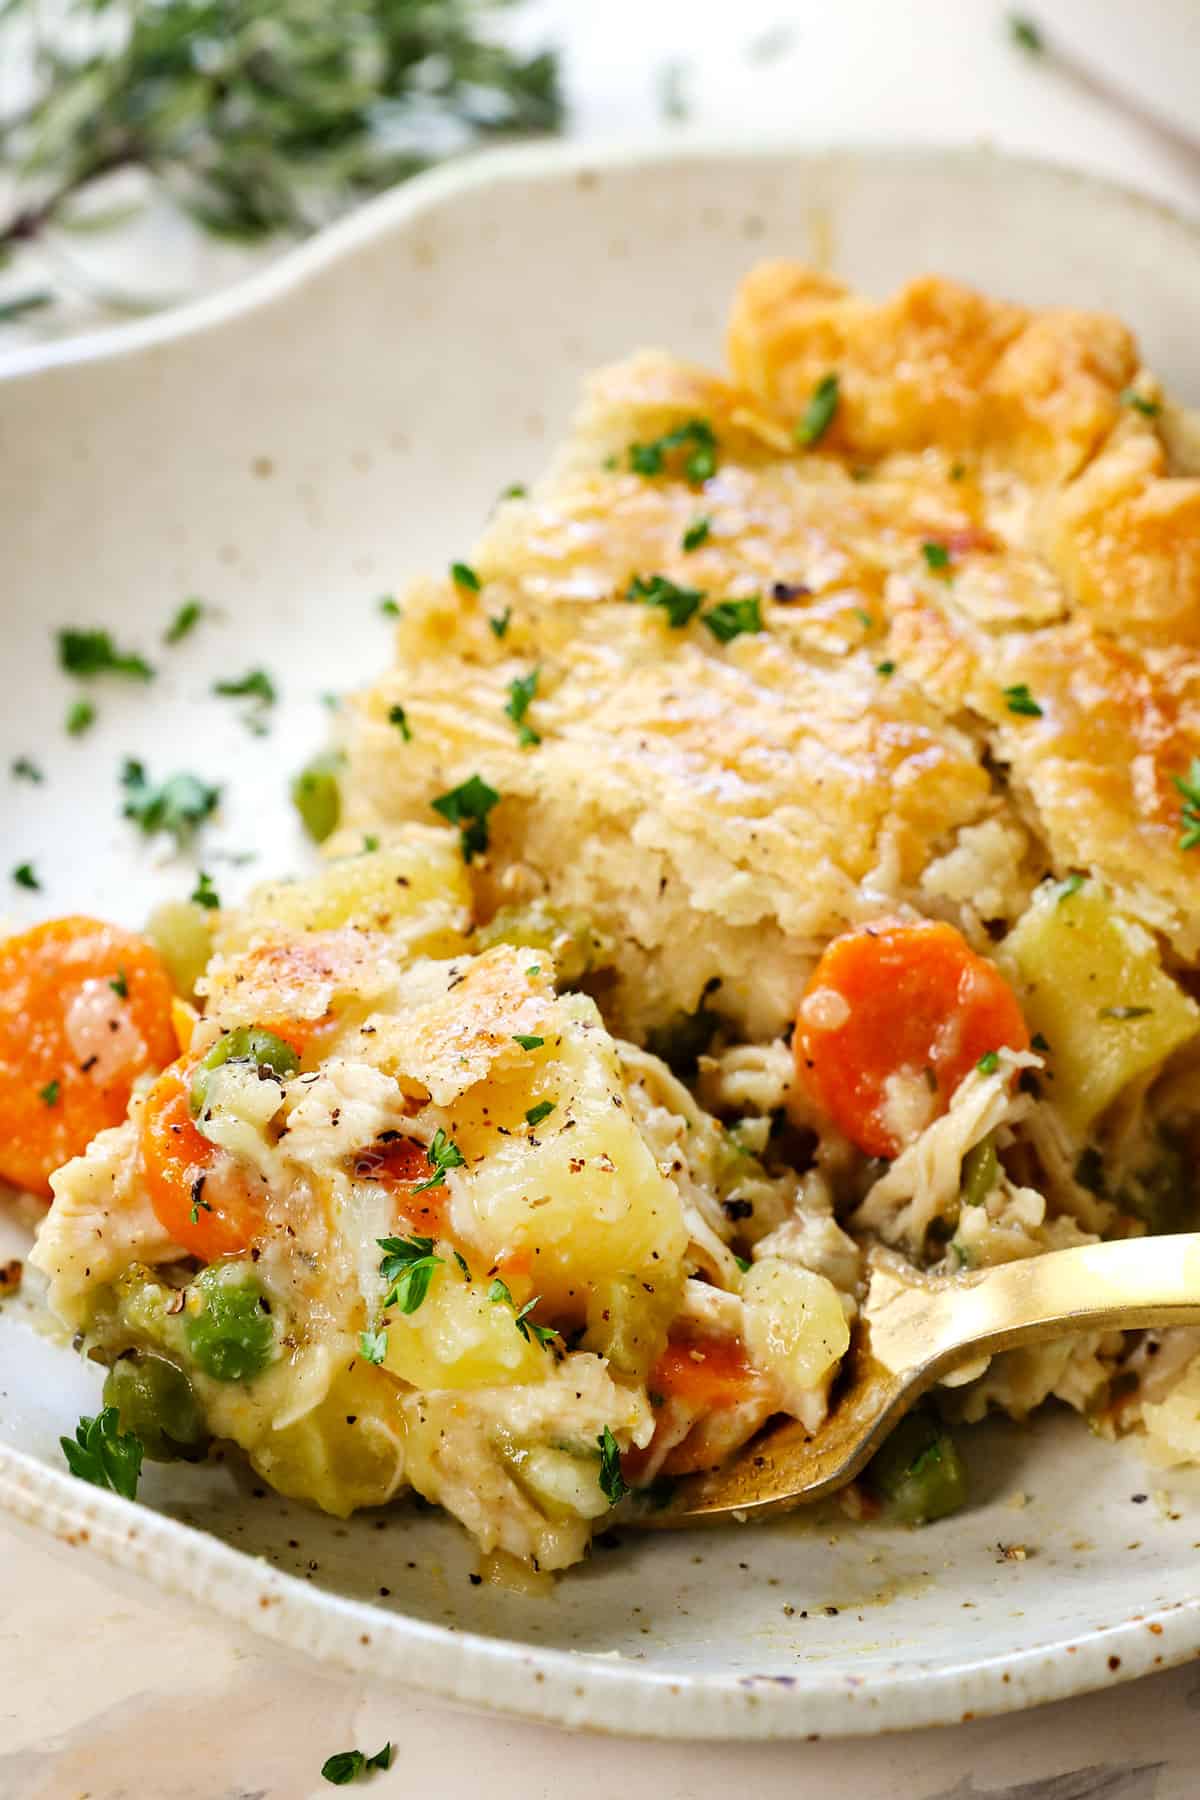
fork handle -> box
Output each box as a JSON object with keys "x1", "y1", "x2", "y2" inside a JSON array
[{"x1": 867, "y1": 1232, "x2": 1200, "y2": 1381}]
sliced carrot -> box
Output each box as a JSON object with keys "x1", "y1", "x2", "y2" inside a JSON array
[
  {"x1": 0, "y1": 917, "x2": 176, "y2": 1197},
  {"x1": 650, "y1": 1336, "x2": 757, "y2": 1412},
  {"x1": 139, "y1": 1061, "x2": 262, "y2": 1260},
  {"x1": 351, "y1": 1134, "x2": 449, "y2": 1237},
  {"x1": 796, "y1": 917, "x2": 1029, "y2": 1158}
]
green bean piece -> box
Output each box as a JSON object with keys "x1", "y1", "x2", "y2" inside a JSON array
[
  {"x1": 291, "y1": 751, "x2": 342, "y2": 842},
  {"x1": 961, "y1": 1134, "x2": 999, "y2": 1207},
  {"x1": 868, "y1": 1411, "x2": 968, "y2": 1524},
  {"x1": 189, "y1": 1025, "x2": 300, "y2": 1117},
  {"x1": 184, "y1": 1264, "x2": 277, "y2": 1383},
  {"x1": 102, "y1": 1351, "x2": 209, "y2": 1462}
]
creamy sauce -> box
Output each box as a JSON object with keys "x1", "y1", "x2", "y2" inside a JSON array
[{"x1": 65, "y1": 978, "x2": 146, "y2": 1085}]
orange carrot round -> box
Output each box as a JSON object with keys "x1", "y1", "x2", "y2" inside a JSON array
[
  {"x1": 139, "y1": 1061, "x2": 261, "y2": 1260},
  {"x1": 351, "y1": 1134, "x2": 451, "y2": 1237},
  {"x1": 650, "y1": 1336, "x2": 756, "y2": 1412},
  {"x1": 0, "y1": 917, "x2": 176, "y2": 1196},
  {"x1": 796, "y1": 917, "x2": 1029, "y2": 1158}
]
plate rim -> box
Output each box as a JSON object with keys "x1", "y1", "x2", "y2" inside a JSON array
[{"x1": 6, "y1": 135, "x2": 1200, "y2": 1737}]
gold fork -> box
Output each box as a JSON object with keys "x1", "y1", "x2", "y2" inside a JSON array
[{"x1": 639, "y1": 1234, "x2": 1200, "y2": 1526}]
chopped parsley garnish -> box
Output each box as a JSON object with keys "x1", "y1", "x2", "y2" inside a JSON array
[
  {"x1": 377, "y1": 1235, "x2": 444, "y2": 1314},
  {"x1": 921, "y1": 540, "x2": 951, "y2": 572},
  {"x1": 876, "y1": 660, "x2": 896, "y2": 677},
  {"x1": 794, "y1": 372, "x2": 839, "y2": 447},
  {"x1": 60, "y1": 1406, "x2": 143, "y2": 1500},
  {"x1": 487, "y1": 1278, "x2": 558, "y2": 1345},
  {"x1": 57, "y1": 628, "x2": 154, "y2": 682},
  {"x1": 10, "y1": 757, "x2": 42, "y2": 783},
  {"x1": 597, "y1": 1425, "x2": 629, "y2": 1505},
  {"x1": 39, "y1": 1080, "x2": 60, "y2": 1106},
  {"x1": 702, "y1": 596, "x2": 763, "y2": 643},
  {"x1": 452, "y1": 1249, "x2": 472, "y2": 1280},
  {"x1": 451, "y1": 561, "x2": 481, "y2": 591},
  {"x1": 1057, "y1": 872, "x2": 1085, "y2": 902},
  {"x1": 412, "y1": 1127, "x2": 466, "y2": 1193},
  {"x1": 505, "y1": 667, "x2": 541, "y2": 746},
  {"x1": 682, "y1": 516, "x2": 711, "y2": 552},
  {"x1": 1099, "y1": 1005, "x2": 1154, "y2": 1020},
  {"x1": 431, "y1": 773, "x2": 500, "y2": 862},
  {"x1": 499, "y1": 482, "x2": 527, "y2": 501},
  {"x1": 525, "y1": 1100, "x2": 555, "y2": 1128},
  {"x1": 1119, "y1": 387, "x2": 1160, "y2": 418},
  {"x1": 66, "y1": 698, "x2": 96, "y2": 736},
  {"x1": 388, "y1": 704, "x2": 412, "y2": 742},
  {"x1": 190, "y1": 871, "x2": 220, "y2": 910},
  {"x1": 120, "y1": 760, "x2": 220, "y2": 846},
  {"x1": 164, "y1": 598, "x2": 204, "y2": 644},
  {"x1": 1173, "y1": 758, "x2": 1200, "y2": 850},
  {"x1": 12, "y1": 862, "x2": 39, "y2": 890},
  {"x1": 378, "y1": 595, "x2": 401, "y2": 618},
  {"x1": 358, "y1": 1327, "x2": 388, "y2": 1364},
  {"x1": 362, "y1": 834, "x2": 380, "y2": 853},
  {"x1": 525, "y1": 964, "x2": 541, "y2": 977},
  {"x1": 1008, "y1": 12, "x2": 1044, "y2": 53},
  {"x1": 627, "y1": 572, "x2": 704, "y2": 629},
  {"x1": 853, "y1": 610, "x2": 874, "y2": 630},
  {"x1": 733, "y1": 1254, "x2": 752, "y2": 1274},
  {"x1": 512, "y1": 1033, "x2": 544, "y2": 1051},
  {"x1": 489, "y1": 607, "x2": 512, "y2": 639},
  {"x1": 1003, "y1": 683, "x2": 1043, "y2": 718},
  {"x1": 320, "y1": 1744, "x2": 393, "y2": 1786},
  {"x1": 109, "y1": 968, "x2": 129, "y2": 998},
  {"x1": 976, "y1": 1051, "x2": 1000, "y2": 1075},
  {"x1": 628, "y1": 418, "x2": 718, "y2": 484}
]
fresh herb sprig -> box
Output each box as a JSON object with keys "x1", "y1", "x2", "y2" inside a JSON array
[
  {"x1": 376, "y1": 1235, "x2": 444, "y2": 1315},
  {"x1": 0, "y1": 0, "x2": 562, "y2": 283},
  {"x1": 60, "y1": 1406, "x2": 144, "y2": 1499}
]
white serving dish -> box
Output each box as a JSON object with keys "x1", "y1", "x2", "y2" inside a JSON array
[{"x1": 4, "y1": 140, "x2": 1200, "y2": 1739}]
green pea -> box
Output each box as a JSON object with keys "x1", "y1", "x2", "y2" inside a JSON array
[
  {"x1": 868, "y1": 1411, "x2": 968, "y2": 1524},
  {"x1": 189, "y1": 1025, "x2": 300, "y2": 1117},
  {"x1": 184, "y1": 1263, "x2": 277, "y2": 1383},
  {"x1": 291, "y1": 751, "x2": 342, "y2": 842},
  {"x1": 102, "y1": 1351, "x2": 209, "y2": 1462},
  {"x1": 961, "y1": 1134, "x2": 998, "y2": 1207}
]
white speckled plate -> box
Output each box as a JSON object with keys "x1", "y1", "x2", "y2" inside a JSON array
[{"x1": 4, "y1": 141, "x2": 1200, "y2": 1740}]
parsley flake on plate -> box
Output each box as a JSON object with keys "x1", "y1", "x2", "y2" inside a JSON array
[
  {"x1": 627, "y1": 573, "x2": 703, "y2": 629},
  {"x1": 377, "y1": 1234, "x2": 444, "y2": 1314},
  {"x1": 213, "y1": 667, "x2": 276, "y2": 706},
  {"x1": 164, "y1": 598, "x2": 205, "y2": 644},
  {"x1": 703, "y1": 597, "x2": 762, "y2": 643},
  {"x1": 121, "y1": 760, "x2": 220, "y2": 846},
  {"x1": 1003, "y1": 683, "x2": 1043, "y2": 718},
  {"x1": 10, "y1": 757, "x2": 42, "y2": 783},
  {"x1": 794, "y1": 372, "x2": 839, "y2": 447},
  {"x1": 321, "y1": 1743, "x2": 393, "y2": 1786},
  {"x1": 58, "y1": 627, "x2": 154, "y2": 682},
  {"x1": 12, "y1": 862, "x2": 39, "y2": 889},
  {"x1": 597, "y1": 1425, "x2": 629, "y2": 1504},
  {"x1": 190, "y1": 871, "x2": 220, "y2": 910},
  {"x1": 66, "y1": 698, "x2": 96, "y2": 736},
  {"x1": 60, "y1": 1406, "x2": 143, "y2": 1500},
  {"x1": 431, "y1": 773, "x2": 500, "y2": 862},
  {"x1": 505, "y1": 667, "x2": 541, "y2": 746},
  {"x1": 388, "y1": 704, "x2": 412, "y2": 742},
  {"x1": 378, "y1": 595, "x2": 401, "y2": 619}
]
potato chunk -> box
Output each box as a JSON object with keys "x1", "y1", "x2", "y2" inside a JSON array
[
  {"x1": 383, "y1": 1250, "x2": 550, "y2": 1391},
  {"x1": 1003, "y1": 881, "x2": 1199, "y2": 1135},
  {"x1": 741, "y1": 1257, "x2": 850, "y2": 1419}
]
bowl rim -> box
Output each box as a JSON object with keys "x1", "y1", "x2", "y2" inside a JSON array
[{"x1": 6, "y1": 134, "x2": 1200, "y2": 1738}]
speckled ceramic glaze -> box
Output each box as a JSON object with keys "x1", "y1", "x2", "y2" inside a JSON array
[{"x1": 4, "y1": 142, "x2": 1200, "y2": 1739}]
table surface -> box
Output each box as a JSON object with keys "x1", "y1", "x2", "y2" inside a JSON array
[{"x1": 6, "y1": 2, "x2": 1200, "y2": 1794}]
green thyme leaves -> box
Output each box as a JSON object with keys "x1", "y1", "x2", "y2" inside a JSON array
[
  {"x1": 377, "y1": 1236, "x2": 443, "y2": 1315},
  {"x1": 1173, "y1": 759, "x2": 1200, "y2": 850},
  {"x1": 505, "y1": 668, "x2": 541, "y2": 747},
  {"x1": 597, "y1": 1425, "x2": 629, "y2": 1505},
  {"x1": 321, "y1": 1743, "x2": 393, "y2": 1786},
  {"x1": 794, "y1": 373, "x2": 839, "y2": 448},
  {"x1": 1002, "y1": 683, "x2": 1043, "y2": 718},
  {"x1": 702, "y1": 597, "x2": 762, "y2": 643},
  {"x1": 627, "y1": 573, "x2": 703, "y2": 628},
  {"x1": 432, "y1": 774, "x2": 500, "y2": 862},
  {"x1": 682, "y1": 516, "x2": 711, "y2": 552},
  {"x1": 358, "y1": 1328, "x2": 388, "y2": 1365},
  {"x1": 628, "y1": 419, "x2": 718, "y2": 484},
  {"x1": 60, "y1": 1406, "x2": 144, "y2": 1500},
  {"x1": 487, "y1": 1278, "x2": 557, "y2": 1346}
]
